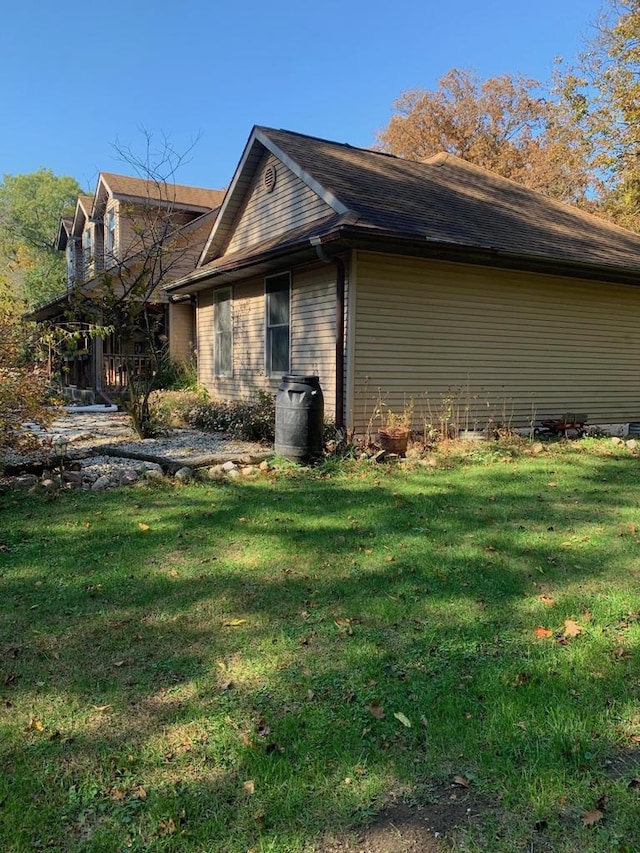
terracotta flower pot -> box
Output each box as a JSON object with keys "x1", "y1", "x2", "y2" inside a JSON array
[{"x1": 378, "y1": 427, "x2": 409, "y2": 455}]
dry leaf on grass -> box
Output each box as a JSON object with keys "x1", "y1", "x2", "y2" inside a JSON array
[
  {"x1": 582, "y1": 808, "x2": 604, "y2": 827},
  {"x1": 534, "y1": 627, "x2": 553, "y2": 639},
  {"x1": 138, "y1": 523, "x2": 150, "y2": 531},
  {"x1": 563, "y1": 619, "x2": 583, "y2": 638},
  {"x1": 367, "y1": 701, "x2": 385, "y2": 720},
  {"x1": 222, "y1": 619, "x2": 247, "y2": 627},
  {"x1": 452, "y1": 774, "x2": 471, "y2": 788},
  {"x1": 393, "y1": 711, "x2": 412, "y2": 728},
  {"x1": 243, "y1": 780, "x2": 255, "y2": 794}
]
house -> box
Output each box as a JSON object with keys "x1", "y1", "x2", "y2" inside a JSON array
[
  {"x1": 167, "y1": 126, "x2": 640, "y2": 435},
  {"x1": 32, "y1": 173, "x2": 225, "y2": 399}
]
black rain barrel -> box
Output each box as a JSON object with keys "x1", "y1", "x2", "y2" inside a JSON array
[{"x1": 275, "y1": 375, "x2": 324, "y2": 462}]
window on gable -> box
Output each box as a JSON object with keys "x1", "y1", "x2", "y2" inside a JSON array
[
  {"x1": 213, "y1": 287, "x2": 233, "y2": 377},
  {"x1": 265, "y1": 272, "x2": 290, "y2": 377},
  {"x1": 105, "y1": 209, "x2": 116, "y2": 260}
]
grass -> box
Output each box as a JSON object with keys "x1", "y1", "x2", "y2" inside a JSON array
[{"x1": 1, "y1": 437, "x2": 640, "y2": 852}]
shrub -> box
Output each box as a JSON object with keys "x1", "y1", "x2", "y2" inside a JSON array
[
  {"x1": 0, "y1": 307, "x2": 52, "y2": 455},
  {"x1": 186, "y1": 391, "x2": 275, "y2": 443}
]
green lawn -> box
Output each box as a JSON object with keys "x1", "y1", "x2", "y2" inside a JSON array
[{"x1": 1, "y1": 439, "x2": 640, "y2": 852}]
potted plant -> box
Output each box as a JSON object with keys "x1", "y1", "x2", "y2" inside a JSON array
[{"x1": 378, "y1": 399, "x2": 413, "y2": 455}]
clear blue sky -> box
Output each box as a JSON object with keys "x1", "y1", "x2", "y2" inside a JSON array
[{"x1": 1, "y1": 0, "x2": 605, "y2": 193}]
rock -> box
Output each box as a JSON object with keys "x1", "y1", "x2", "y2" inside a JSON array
[
  {"x1": 174, "y1": 466, "x2": 193, "y2": 482},
  {"x1": 119, "y1": 470, "x2": 139, "y2": 486},
  {"x1": 142, "y1": 462, "x2": 163, "y2": 472},
  {"x1": 144, "y1": 469, "x2": 164, "y2": 482},
  {"x1": 208, "y1": 464, "x2": 227, "y2": 480},
  {"x1": 91, "y1": 475, "x2": 113, "y2": 491},
  {"x1": 41, "y1": 478, "x2": 59, "y2": 491},
  {"x1": 626, "y1": 439, "x2": 638, "y2": 451},
  {"x1": 531, "y1": 442, "x2": 545, "y2": 455},
  {"x1": 226, "y1": 468, "x2": 241, "y2": 480},
  {"x1": 62, "y1": 471, "x2": 84, "y2": 486},
  {"x1": 222, "y1": 461, "x2": 237, "y2": 472},
  {"x1": 259, "y1": 460, "x2": 271, "y2": 472},
  {"x1": 240, "y1": 465, "x2": 258, "y2": 477},
  {"x1": 14, "y1": 474, "x2": 39, "y2": 488},
  {"x1": 611, "y1": 436, "x2": 624, "y2": 446}
]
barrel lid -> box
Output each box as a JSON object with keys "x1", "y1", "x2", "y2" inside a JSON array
[{"x1": 281, "y1": 374, "x2": 320, "y2": 385}]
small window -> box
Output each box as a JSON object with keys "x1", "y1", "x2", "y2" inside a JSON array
[
  {"x1": 265, "y1": 272, "x2": 290, "y2": 376},
  {"x1": 213, "y1": 287, "x2": 233, "y2": 377},
  {"x1": 105, "y1": 210, "x2": 116, "y2": 259}
]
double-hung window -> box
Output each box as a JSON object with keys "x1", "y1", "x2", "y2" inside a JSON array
[
  {"x1": 83, "y1": 229, "x2": 93, "y2": 274},
  {"x1": 265, "y1": 273, "x2": 290, "y2": 376},
  {"x1": 105, "y1": 209, "x2": 116, "y2": 260},
  {"x1": 213, "y1": 287, "x2": 233, "y2": 377}
]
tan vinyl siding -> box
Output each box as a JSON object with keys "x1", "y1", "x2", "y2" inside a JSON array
[
  {"x1": 291, "y1": 266, "x2": 336, "y2": 413},
  {"x1": 169, "y1": 301, "x2": 195, "y2": 363},
  {"x1": 352, "y1": 251, "x2": 640, "y2": 431},
  {"x1": 225, "y1": 152, "x2": 334, "y2": 256},
  {"x1": 198, "y1": 264, "x2": 337, "y2": 417}
]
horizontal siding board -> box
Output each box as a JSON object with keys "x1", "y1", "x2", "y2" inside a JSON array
[
  {"x1": 225, "y1": 152, "x2": 333, "y2": 255},
  {"x1": 352, "y1": 251, "x2": 640, "y2": 430},
  {"x1": 198, "y1": 264, "x2": 337, "y2": 418}
]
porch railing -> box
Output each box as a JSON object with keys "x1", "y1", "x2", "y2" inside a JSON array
[{"x1": 104, "y1": 355, "x2": 153, "y2": 389}]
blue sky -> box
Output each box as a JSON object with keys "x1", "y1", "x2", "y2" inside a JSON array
[{"x1": 2, "y1": 0, "x2": 604, "y2": 193}]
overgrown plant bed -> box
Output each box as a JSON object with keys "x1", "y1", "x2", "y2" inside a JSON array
[{"x1": 1, "y1": 440, "x2": 640, "y2": 852}]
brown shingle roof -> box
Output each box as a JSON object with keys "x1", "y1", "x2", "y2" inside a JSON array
[
  {"x1": 100, "y1": 172, "x2": 224, "y2": 211},
  {"x1": 257, "y1": 127, "x2": 640, "y2": 272}
]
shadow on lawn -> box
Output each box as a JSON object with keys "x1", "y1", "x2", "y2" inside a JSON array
[{"x1": 1, "y1": 452, "x2": 640, "y2": 851}]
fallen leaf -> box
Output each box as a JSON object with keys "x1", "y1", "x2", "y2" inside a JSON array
[
  {"x1": 134, "y1": 786, "x2": 147, "y2": 800},
  {"x1": 91, "y1": 704, "x2": 111, "y2": 712},
  {"x1": 393, "y1": 711, "x2": 412, "y2": 728},
  {"x1": 243, "y1": 780, "x2": 255, "y2": 794},
  {"x1": 581, "y1": 808, "x2": 604, "y2": 827},
  {"x1": 630, "y1": 734, "x2": 640, "y2": 744},
  {"x1": 367, "y1": 701, "x2": 385, "y2": 720},
  {"x1": 222, "y1": 619, "x2": 247, "y2": 627},
  {"x1": 28, "y1": 717, "x2": 44, "y2": 732},
  {"x1": 539, "y1": 595, "x2": 555, "y2": 606},
  {"x1": 167, "y1": 569, "x2": 179, "y2": 578},
  {"x1": 563, "y1": 619, "x2": 583, "y2": 638},
  {"x1": 452, "y1": 774, "x2": 470, "y2": 788},
  {"x1": 138, "y1": 522, "x2": 150, "y2": 531},
  {"x1": 534, "y1": 627, "x2": 553, "y2": 639},
  {"x1": 113, "y1": 660, "x2": 125, "y2": 667}
]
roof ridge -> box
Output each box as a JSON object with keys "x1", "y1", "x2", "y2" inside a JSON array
[{"x1": 255, "y1": 126, "x2": 401, "y2": 162}]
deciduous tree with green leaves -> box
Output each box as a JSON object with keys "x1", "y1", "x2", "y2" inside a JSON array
[{"x1": 0, "y1": 168, "x2": 83, "y2": 307}]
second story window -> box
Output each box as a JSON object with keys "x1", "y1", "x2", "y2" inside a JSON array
[
  {"x1": 66, "y1": 240, "x2": 76, "y2": 286},
  {"x1": 83, "y1": 229, "x2": 93, "y2": 272},
  {"x1": 105, "y1": 210, "x2": 116, "y2": 260}
]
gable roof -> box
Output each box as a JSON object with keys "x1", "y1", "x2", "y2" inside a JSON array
[
  {"x1": 98, "y1": 172, "x2": 225, "y2": 213},
  {"x1": 185, "y1": 126, "x2": 640, "y2": 290}
]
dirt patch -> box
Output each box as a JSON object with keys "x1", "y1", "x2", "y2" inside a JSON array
[{"x1": 314, "y1": 783, "x2": 501, "y2": 853}]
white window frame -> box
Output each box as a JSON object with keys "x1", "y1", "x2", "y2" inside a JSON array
[
  {"x1": 265, "y1": 272, "x2": 291, "y2": 377},
  {"x1": 213, "y1": 286, "x2": 233, "y2": 378},
  {"x1": 105, "y1": 209, "x2": 116, "y2": 260}
]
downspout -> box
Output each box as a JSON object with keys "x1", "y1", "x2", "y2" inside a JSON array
[{"x1": 311, "y1": 239, "x2": 345, "y2": 429}]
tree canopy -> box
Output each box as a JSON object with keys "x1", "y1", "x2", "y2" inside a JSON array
[
  {"x1": 377, "y1": 68, "x2": 593, "y2": 206},
  {"x1": 0, "y1": 168, "x2": 83, "y2": 308}
]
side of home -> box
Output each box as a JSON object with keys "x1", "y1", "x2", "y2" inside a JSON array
[{"x1": 168, "y1": 126, "x2": 640, "y2": 434}]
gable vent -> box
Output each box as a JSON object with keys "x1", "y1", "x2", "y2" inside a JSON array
[{"x1": 263, "y1": 164, "x2": 277, "y2": 193}]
